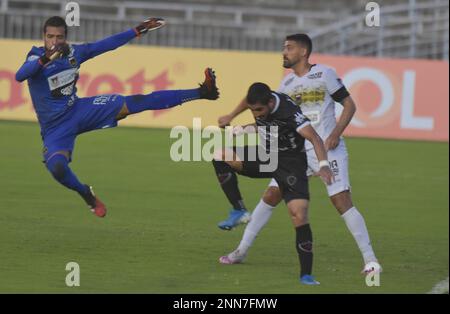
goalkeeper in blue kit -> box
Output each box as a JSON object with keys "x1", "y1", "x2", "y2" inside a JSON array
[{"x1": 15, "y1": 16, "x2": 219, "y2": 217}]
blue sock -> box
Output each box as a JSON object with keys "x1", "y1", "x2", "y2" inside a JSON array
[
  {"x1": 46, "y1": 154, "x2": 89, "y2": 196},
  {"x1": 125, "y1": 89, "x2": 200, "y2": 114}
]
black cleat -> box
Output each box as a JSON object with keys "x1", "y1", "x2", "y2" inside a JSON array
[{"x1": 199, "y1": 68, "x2": 219, "y2": 100}]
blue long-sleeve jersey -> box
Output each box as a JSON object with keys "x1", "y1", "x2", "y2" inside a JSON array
[{"x1": 15, "y1": 29, "x2": 137, "y2": 132}]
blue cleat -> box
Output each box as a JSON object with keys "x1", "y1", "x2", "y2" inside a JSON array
[
  {"x1": 300, "y1": 275, "x2": 320, "y2": 285},
  {"x1": 218, "y1": 209, "x2": 251, "y2": 230}
]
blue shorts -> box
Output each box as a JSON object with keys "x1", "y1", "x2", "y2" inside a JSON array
[{"x1": 42, "y1": 94, "x2": 125, "y2": 162}]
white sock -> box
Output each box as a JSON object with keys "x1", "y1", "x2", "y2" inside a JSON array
[
  {"x1": 341, "y1": 207, "x2": 377, "y2": 264},
  {"x1": 237, "y1": 200, "x2": 274, "y2": 253}
]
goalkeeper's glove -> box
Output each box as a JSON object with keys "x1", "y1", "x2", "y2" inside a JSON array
[
  {"x1": 134, "y1": 18, "x2": 166, "y2": 36},
  {"x1": 39, "y1": 43, "x2": 70, "y2": 66}
]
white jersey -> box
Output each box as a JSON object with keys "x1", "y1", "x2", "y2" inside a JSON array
[{"x1": 277, "y1": 64, "x2": 347, "y2": 150}]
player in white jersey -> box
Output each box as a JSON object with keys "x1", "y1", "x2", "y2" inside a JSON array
[{"x1": 217, "y1": 34, "x2": 381, "y2": 274}]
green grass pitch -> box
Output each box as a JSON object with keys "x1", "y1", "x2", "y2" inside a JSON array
[{"x1": 0, "y1": 120, "x2": 448, "y2": 293}]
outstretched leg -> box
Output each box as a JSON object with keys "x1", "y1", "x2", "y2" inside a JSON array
[{"x1": 116, "y1": 68, "x2": 219, "y2": 119}]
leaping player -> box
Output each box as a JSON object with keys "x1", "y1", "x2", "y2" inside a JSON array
[{"x1": 15, "y1": 16, "x2": 219, "y2": 217}]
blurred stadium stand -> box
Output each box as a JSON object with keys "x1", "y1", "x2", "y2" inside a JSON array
[{"x1": 0, "y1": 0, "x2": 448, "y2": 59}]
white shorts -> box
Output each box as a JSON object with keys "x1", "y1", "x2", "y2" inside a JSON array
[{"x1": 269, "y1": 138, "x2": 351, "y2": 197}]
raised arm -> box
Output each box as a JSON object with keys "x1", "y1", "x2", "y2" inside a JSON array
[
  {"x1": 76, "y1": 29, "x2": 136, "y2": 63},
  {"x1": 218, "y1": 74, "x2": 292, "y2": 128},
  {"x1": 77, "y1": 18, "x2": 166, "y2": 64},
  {"x1": 218, "y1": 97, "x2": 249, "y2": 128}
]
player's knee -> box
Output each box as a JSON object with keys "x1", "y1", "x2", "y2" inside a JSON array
[
  {"x1": 288, "y1": 204, "x2": 309, "y2": 226},
  {"x1": 116, "y1": 104, "x2": 129, "y2": 120},
  {"x1": 213, "y1": 149, "x2": 242, "y2": 172},
  {"x1": 48, "y1": 162, "x2": 66, "y2": 181},
  {"x1": 213, "y1": 148, "x2": 235, "y2": 161},
  {"x1": 225, "y1": 160, "x2": 242, "y2": 171},
  {"x1": 291, "y1": 214, "x2": 308, "y2": 226},
  {"x1": 330, "y1": 191, "x2": 353, "y2": 213},
  {"x1": 212, "y1": 148, "x2": 224, "y2": 161},
  {"x1": 263, "y1": 187, "x2": 282, "y2": 206},
  {"x1": 46, "y1": 155, "x2": 69, "y2": 181}
]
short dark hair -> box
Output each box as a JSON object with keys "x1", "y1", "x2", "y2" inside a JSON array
[
  {"x1": 246, "y1": 82, "x2": 273, "y2": 106},
  {"x1": 286, "y1": 33, "x2": 312, "y2": 57},
  {"x1": 43, "y1": 16, "x2": 68, "y2": 36}
]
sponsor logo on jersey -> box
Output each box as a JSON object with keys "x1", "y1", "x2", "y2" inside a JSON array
[
  {"x1": 307, "y1": 72, "x2": 323, "y2": 79},
  {"x1": 47, "y1": 68, "x2": 77, "y2": 89},
  {"x1": 47, "y1": 68, "x2": 78, "y2": 97},
  {"x1": 60, "y1": 84, "x2": 74, "y2": 96},
  {"x1": 291, "y1": 87, "x2": 327, "y2": 105},
  {"x1": 69, "y1": 57, "x2": 77, "y2": 67}
]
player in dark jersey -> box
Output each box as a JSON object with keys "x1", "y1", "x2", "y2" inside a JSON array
[
  {"x1": 15, "y1": 16, "x2": 219, "y2": 217},
  {"x1": 218, "y1": 34, "x2": 380, "y2": 275},
  {"x1": 211, "y1": 82, "x2": 333, "y2": 285}
]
